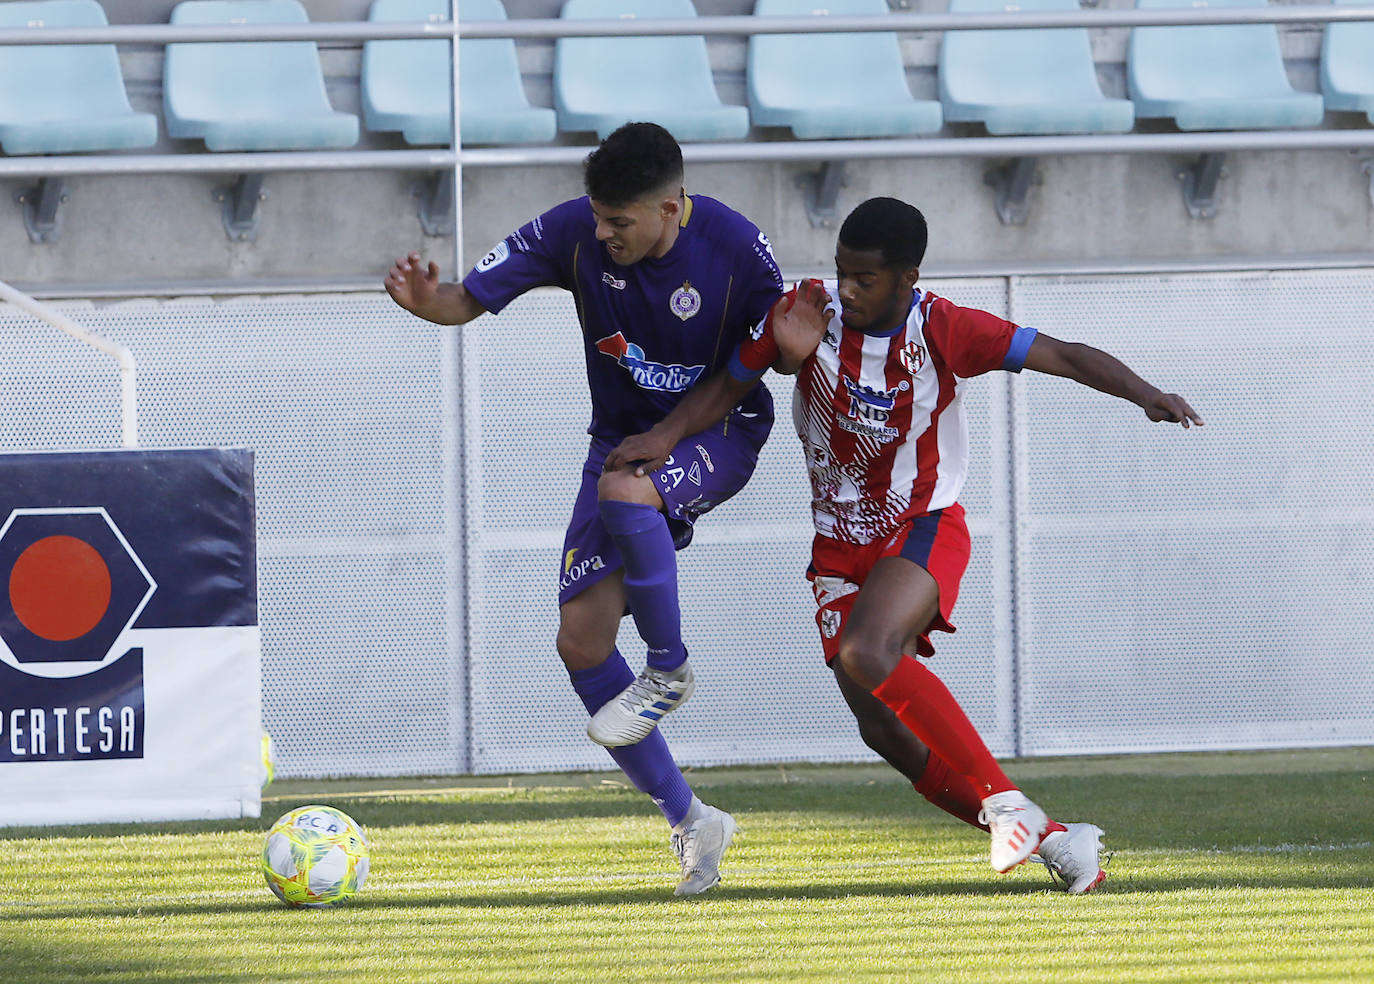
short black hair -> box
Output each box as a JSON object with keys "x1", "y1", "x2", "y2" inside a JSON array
[
  {"x1": 583, "y1": 122, "x2": 684, "y2": 207},
  {"x1": 838, "y1": 197, "x2": 929, "y2": 270}
]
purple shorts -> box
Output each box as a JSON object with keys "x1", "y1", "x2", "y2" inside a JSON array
[{"x1": 557, "y1": 410, "x2": 771, "y2": 605}]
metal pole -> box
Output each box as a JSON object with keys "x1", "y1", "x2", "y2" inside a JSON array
[
  {"x1": 451, "y1": 0, "x2": 463, "y2": 277},
  {"x1": 446, "y1": 0, "x2": 470, "y2": 775}
]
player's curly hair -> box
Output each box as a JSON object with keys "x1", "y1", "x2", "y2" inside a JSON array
[
  {"x1": 838, "y1": 197, "x2": 929, "y2": 270},
  {"x1": 583, "y1": 122, "x2": 684, "y2": 207}
]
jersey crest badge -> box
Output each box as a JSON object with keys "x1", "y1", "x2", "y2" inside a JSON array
[
  {"x1": 900, "y1": 341, "x2": 926, "y2": 374},
  {"x1": 669, "y1": 281, "x2": 702, "y2": 321},
  {"x1": 820, "y1": 608, "x2": 842, "y2": 639}
]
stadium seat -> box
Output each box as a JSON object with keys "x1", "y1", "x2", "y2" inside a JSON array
[
  {"x1": 554, "y1": 0, "x2": 750, "y2": 141},
  {"x1": 938, "y1": 0, "x2": 1134, "y2": 135},
  {"x1": 1321, "y1": 0, "x2": 1374, "y2": 124},
  {"x1": 163, "y1": 0, "x2": 360, "y2": 150},
  {"x1": 0, "y1": 0, "x2": 157, "y2": 155},
  {"x1": 747, "y1": 0, "x2": 942, "y2": 139},
  {"x1": 361, "y1": 0, "x2": 556, "y2": 145},
  {"x1": 1128, "y1": 0, "x2": 1324, "y2": 130}
]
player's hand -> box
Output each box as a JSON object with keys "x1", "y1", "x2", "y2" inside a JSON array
[
  {"x1": 384, "y1": 252, "x2": 441, "y2": 315},
  {"x1": 604, "y1": 430, "x2": 675, "y2": 477},
  {"x1": 1145, "y1": 392, "x2": 1204, "y2": 428},
  {"x1": 773, "y1": 278, "x2": 830, "y2": 374}
]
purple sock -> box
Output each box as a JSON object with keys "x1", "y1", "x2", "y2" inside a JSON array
[
  {"x1": 567, "y1": 650, "x2": 695, "y2": 826},
  {"x1": 598, "y1": 499, "x2": 687, "y2": 672}
]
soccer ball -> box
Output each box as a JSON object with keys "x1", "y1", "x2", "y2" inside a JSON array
[{"x1": 261, "y1": 805, "x2": 370, "y2": 907}]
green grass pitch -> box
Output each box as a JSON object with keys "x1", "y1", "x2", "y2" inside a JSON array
[{"x1": 2, "y1": 747, "x2": 1371, "y2": 983}]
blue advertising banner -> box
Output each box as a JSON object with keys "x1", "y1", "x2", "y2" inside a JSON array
[{"x1": 0, "y1": 449, "x2": 259, "y2": 825}]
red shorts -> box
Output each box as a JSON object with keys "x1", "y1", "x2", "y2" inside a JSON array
[{"x1": 807, "y1": 503, "x2": 972, "y2": 664}]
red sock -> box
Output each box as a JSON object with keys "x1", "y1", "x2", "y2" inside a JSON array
[
  {"x1": 873, "y1": 655, "x2": 1015, "y2": 799},
  {"x1": 914, "y1": 752, "x2": 989, "y2": 831},
  {"x1": 913, "y1": 759, "x2": 1066, "y2": 838}
]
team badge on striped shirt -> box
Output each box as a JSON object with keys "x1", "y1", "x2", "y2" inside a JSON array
[{"x1": 900, "y1": 341, "x2": 926, "y2": 374}]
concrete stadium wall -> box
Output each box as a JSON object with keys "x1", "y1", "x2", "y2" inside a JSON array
[{"x1": 3, "y1": 0, "x2": 1372, "y2": 292}]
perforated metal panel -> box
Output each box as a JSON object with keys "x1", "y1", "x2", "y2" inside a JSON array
[
  {"x1": 5, "y1": 269, "x2": 1371, "y2": 779},
  {"x1": 1010, "y1": 269, "x2": 1374, "y2": 755},
  {"x1": 0, "y1": 295, "x2": 463, "y2": 778}
]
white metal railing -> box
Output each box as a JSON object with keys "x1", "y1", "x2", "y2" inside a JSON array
[
  {"x1": 0, "y1": 280, "x2": 138, "y2": 448},
  {"x1": 3, "y1": 128, "x2": 1374, "y2": 175},
  {"x1": 2, "y1": 6, "x2": 1374, "y2": 44},
  {"x1": 1, "y1": 6, "x2": 1371, "y2": 176}
]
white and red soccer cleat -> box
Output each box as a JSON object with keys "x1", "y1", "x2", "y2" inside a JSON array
[
  {"x1": 979, "y1": 790, "x2": 1050, "y2": 873},
  {"x1": 1034, "y1": 822, "x2": 1110, "y2": 894}
]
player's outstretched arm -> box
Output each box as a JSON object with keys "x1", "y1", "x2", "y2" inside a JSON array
[
  {"x1": 772, "y1": 278, "x2": 830, "y2": 375},
  {"x1": 1023, "y1": 332, "x2": 1204, "y2": 428},
  {"x1": 604, "y1": 371, "x2": 757, "y2": 477},
  {"x1": 384, "y1": 252, "x2": 487, "y2": 326}
]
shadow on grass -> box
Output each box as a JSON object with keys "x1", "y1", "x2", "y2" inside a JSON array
[
  {"x1": 0, "y1": 936, "x2": 256, "y2": 984},
  {"x1": 2, "y1": 768, "x2": 1367, "y2": 859},
  {"x1": 0, "y1": 780, "x2": 954, "y2": 841},
  {"x1": 5, "y1": 860, "x2": 1372, "y2": 926}
]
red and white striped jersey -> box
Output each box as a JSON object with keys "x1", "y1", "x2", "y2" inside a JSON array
[{"x1": 731, "y1": 281, "x2": 1037, "y2": 545}]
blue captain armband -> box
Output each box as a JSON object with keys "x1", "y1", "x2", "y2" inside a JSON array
[
  {"x1": 1001, "y1": 326, "x2": 1039, "y2": 372},
  {"x1": 727, "y1": 349, "x2": 768, "y2": 382}
]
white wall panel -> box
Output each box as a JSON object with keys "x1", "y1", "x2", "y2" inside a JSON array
[{"x1": 1010, "y1": 269, "x2": 1374, "y2": 755}]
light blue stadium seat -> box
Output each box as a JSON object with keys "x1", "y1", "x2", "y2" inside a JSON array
[
  {"x1": 0, "y1": 0, "x2": 157, "y2": 155},
  {"x1": 164, "y1": 0, "x2": 359, "y2": 150},
  {"x1": 361, "y1": 0, "x2": 556, "y2": 145},
  {"x1": 1321, "y1": 0, "x2": 1374, "y2": 123},
  {"x1": 555, "y1": 0, "x2": 750, "y2": 141},
  {"x1": 1128, "y1": 0, "x2": 1324, "y2": 130},
  {"x1": 939, "y1": 0, "x2": 1134, "y2": 135},
  {"x1": 747, "y1": 0, "x2": 942, "y2": 138}
]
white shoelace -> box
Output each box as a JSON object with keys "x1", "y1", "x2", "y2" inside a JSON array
[{"x1": 618, "y1": 669, "x2": 678, "y2": 710}]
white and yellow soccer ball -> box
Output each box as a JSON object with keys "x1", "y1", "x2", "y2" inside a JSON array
[{"x1": 261, "y1": 805, "x2": 370, "y2": 907}]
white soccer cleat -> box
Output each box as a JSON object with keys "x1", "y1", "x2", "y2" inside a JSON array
[
  {"x1": 1034, "y1": 822, "x2": 1110, "y2": 894},
  {"x1": 586, "y1": 661, "x2": 695, "y2": 747},
  {"x1": 979, "y1": 790, "x2": 1050, "y2": 873},
  {"x1": 670, "y1": 799, "x2": 737, "y2": 896}
]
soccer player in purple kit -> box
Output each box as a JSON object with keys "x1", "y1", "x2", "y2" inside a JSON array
[{"x1": 384, "y1": 123, "x2": 783, "y2": 895}]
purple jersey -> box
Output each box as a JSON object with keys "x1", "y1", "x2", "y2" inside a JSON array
[{"x1": 462, "y1": 195, "x2": 784, "y2": 439}]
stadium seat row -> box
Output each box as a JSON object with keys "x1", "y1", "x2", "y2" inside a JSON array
[{"x1": 1, "y1": 0, "x2": 1372, "y2": 156}]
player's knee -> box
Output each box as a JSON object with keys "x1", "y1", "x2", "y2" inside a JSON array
[
  {"x1": 555, "y1": 624, "x2": 604, "y2": 671},
  {"x1": 596, "y1": 467, "x2": 660, "y2": 507},
  {"x1": 837, "y1": 632, "x2": 902, "y2": 692}
]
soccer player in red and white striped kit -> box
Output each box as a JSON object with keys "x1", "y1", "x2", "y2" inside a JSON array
[{"x1": 603, "y1": 196, "x2": 1203, "y2": 892}]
